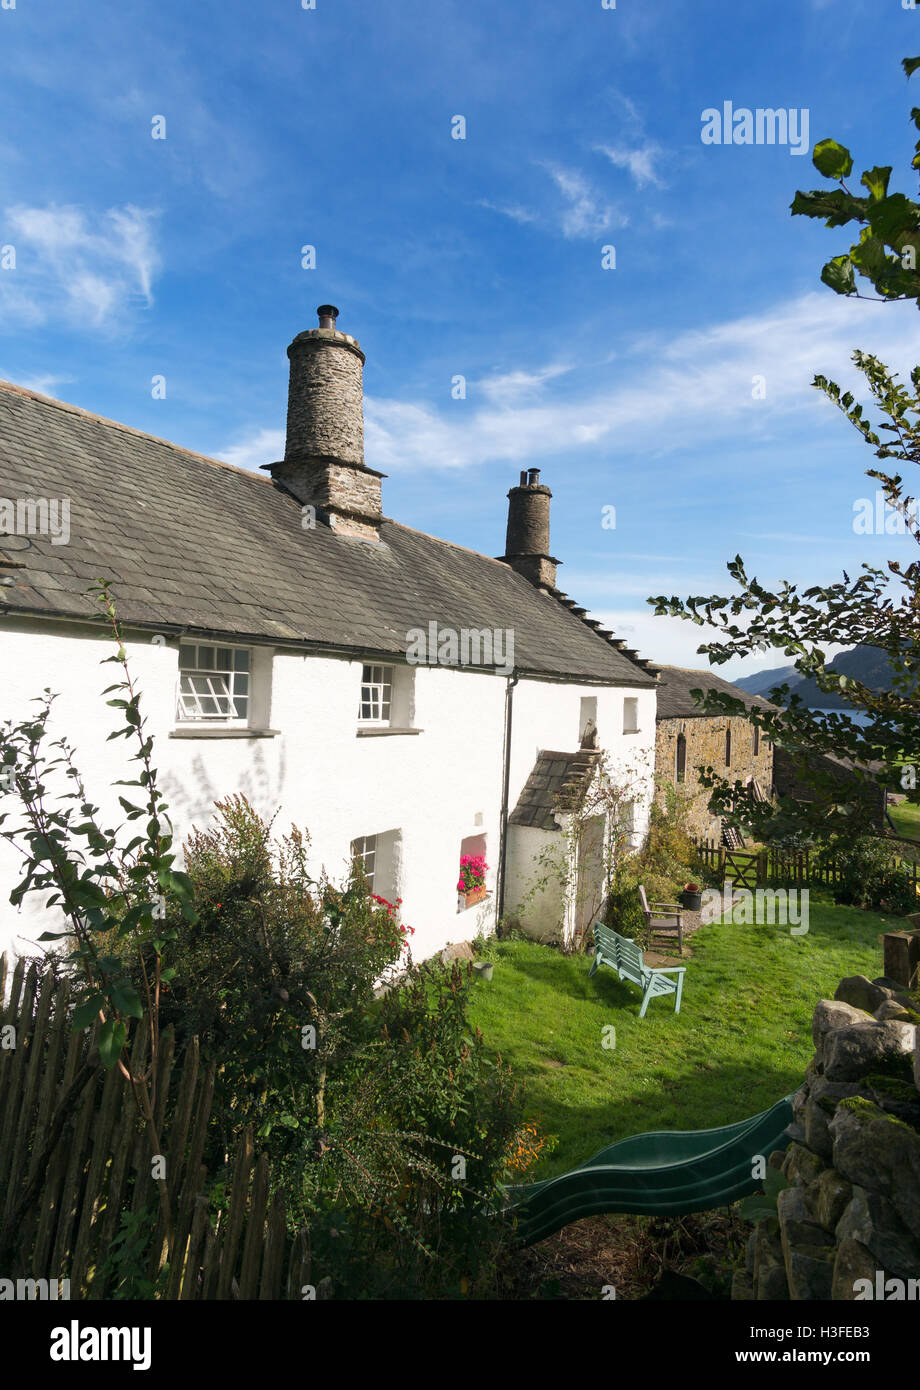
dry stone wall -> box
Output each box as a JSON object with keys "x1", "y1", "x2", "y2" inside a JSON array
[{"x1": 734, "y1": 974, "x2": 920, "y2": 1300}]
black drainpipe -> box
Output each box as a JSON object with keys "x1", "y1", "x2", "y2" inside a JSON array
[{"x1": 496, "y1": 669, "x2": 519, "y2": 925}]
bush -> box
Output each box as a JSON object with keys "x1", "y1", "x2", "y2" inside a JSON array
[
  {"x1": 153, "y1": 796, "x2": 526, "y2": 1297},
  {"x1": 815, "y1": 835, "x2": 917, "y2": 914}
]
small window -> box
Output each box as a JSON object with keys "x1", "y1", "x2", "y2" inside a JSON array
[
  {"x1": 676, "y1": 732, "x2": 687, "y2": 783},
  {"x1": 623, "y1": 697, "x2": 639, "y2": 734},
  {"x1": 753, "y1": 724, "x2": 760, "y2": 757},
  {"x1": 351, "y1": 834, "x2": 378, "y2": 892},
  {"x1": 359, "y1": 664, "x2": 393, "y2": 723},
  {"x1": 177, "y1": 643, "x2": 251, "y2": 723},
  {"x1": 725, "y1": 727, "x2": 732, "y2": 766}
]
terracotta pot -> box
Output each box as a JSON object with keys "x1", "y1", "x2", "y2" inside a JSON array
[{"x1": 462, "y1": 884, "x2": 487, "y2": 907}]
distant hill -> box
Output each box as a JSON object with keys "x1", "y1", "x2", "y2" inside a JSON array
[
  {"x1": 733, "y1": 664, "x2": 799, "y2": 696},
  {"x1": 732, "y1": 647, "x2": 896, "y2": 709}
]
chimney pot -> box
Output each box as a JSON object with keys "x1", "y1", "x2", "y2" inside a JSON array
[{"x1": 317, "y1": 304, "x2": 339, "y2": 329}]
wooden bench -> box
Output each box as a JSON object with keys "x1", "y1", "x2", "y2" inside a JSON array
[
  {"x1": 638, "y1": 883, "x2": 684, "y2": 954},
  {"x1": 589, "y1": 923, "x2": 686, "y2": 1017}
]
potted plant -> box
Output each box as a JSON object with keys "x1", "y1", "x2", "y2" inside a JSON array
[
  {"x1": 679, "y1": 881, "x2": 702, "y2": 911},
  {"x1": 457, "y1": 854, "x2": 489, "y2": 908}
]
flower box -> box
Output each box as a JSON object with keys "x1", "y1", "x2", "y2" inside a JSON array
[{"x1": 461, "y1": 884, "x2": 487, "y2": 908}]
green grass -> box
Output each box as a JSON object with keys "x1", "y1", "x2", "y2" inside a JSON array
[
  {"x1": 891, "y1": 800, "x2": 920, "y2": 843},
  {"x1": 468, "y1": 896, "x2": 899, "y2": 1179}
]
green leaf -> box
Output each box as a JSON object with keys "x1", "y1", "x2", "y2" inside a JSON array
[
  {"x1": 903, "y1": 56, "x2": 920, "y2": 79},
  {"x1": 820, "y1": 254, "x2": 856, "y2": 295},
  {"x1": 110, "y1": 982, "x2": 144, "y2": 1020},
  {"x1": 73, "y1": 994, "x2": 105, "y2": 1030},
  {"x1": 812, "y1": 138, "x2": 853, "y2": 180},
  {"x1": 98, "y1": 1017, "x2": 127, "y2": 1069},
  {"x1": 860, "y1": 165, "x2": 892, "y2": 202}
]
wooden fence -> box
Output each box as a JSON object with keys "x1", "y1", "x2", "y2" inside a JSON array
[
  {"x1": 0, "y1": 953, "x2": 311, "y2": 1299},
  {"x1": 694, "y1": 837, "x2": 920, "y2": 895}
]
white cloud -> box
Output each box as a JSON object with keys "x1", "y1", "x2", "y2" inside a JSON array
[
  {"x1": 0, "y1": 204, "x2": 160, "y2": 329},
  {"x1": 541, "y1": 162, "x2": 625, "y2": 239},
  {"x1": 477, "y1": 363, "x2": 573, "y2": 404},
  {"x1": 480, "y1": 163, "x2": 626, "y2": 240},
  {"x1": 358, "y1": 291, "x2": 920, "y2": 472},
  {"x1": 216, "y1": 426, "x2": 284, "y2": 472},
  {"x1": 478, "y1": 199, "x2": 539, "y2": 226},
  {"x1": 595, "y1": 142, "x2": 666, "y2": 190}
]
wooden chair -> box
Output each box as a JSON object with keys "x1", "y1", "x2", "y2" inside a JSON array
[
  {"x1": 638, "y1": 883, "x2": 684, "y2": 954},
  {"x1": 589, "y1": 923, "x2": 686, "y2": 1017}
]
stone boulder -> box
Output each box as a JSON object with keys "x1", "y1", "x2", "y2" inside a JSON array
[
  {"x1": 813, "y1": 998, "x2": 873, "y2": 1054},
  {"x1": 836, "y1": 1185, "x2": 920, "y2": 1282},
  {"x1": 777, "y1": 1187, "x2": 835, "y2": 1299},
  {"x1": 823, "y1": 1021, "x2": 917, "y2": 1083},
  {"x1": 835, "y1": 976, "x2": 891, "y2": 1015},
  {"x1": 811, "y1": 1168, "x2": 853, "y2": 1231},
  {"x1": 830, "y1": 1098, "x2": 920, "y2": 1240},
  {"x1": 832, "y1": 1238, "x2": 878, "y2": 1301}
]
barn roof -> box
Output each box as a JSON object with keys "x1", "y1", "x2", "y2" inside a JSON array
[
  {"x1": 655, "y1": 665, "x2": 778, "y2": 720},
  {"x1": 0, "y1": 380, "x2": 656, "y2": 685}
]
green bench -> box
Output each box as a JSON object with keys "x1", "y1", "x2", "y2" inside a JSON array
[{"x1": 589, "y1": 923, "x2": 686, "y2": 1018}]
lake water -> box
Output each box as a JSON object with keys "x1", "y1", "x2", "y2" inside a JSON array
[{"x1": 809, "y1": 708, "x2": 873, "y2": 728}]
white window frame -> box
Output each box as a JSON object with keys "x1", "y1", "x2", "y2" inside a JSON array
[
  {"x1": 351, "y1": 834, "x2": 378, "y2": 892},
  {"x1": 176, "y1": 642, "x2": 253, "y2": 726},
  {"x1": 358, "y1": 663, "x2": 394, "y2": 725}
]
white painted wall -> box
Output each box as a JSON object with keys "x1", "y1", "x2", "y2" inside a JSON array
[{"x1": 0, "y1": 616, "x2": 656, "y2": 963}]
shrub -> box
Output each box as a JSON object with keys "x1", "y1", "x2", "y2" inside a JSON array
[
  {"x1": 815, "y1": 834, "x2": 917, "y2": 913},
  {"x1": 154, "y1": 796, "x2": 525, "y2": 1297}
]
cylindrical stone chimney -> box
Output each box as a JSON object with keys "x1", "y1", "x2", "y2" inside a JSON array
[
  {"x1": 265, "y1": 306, "x2": 386, "y2": 542},
  {"x1": 499, "y1": 470, "x2": 560, "y2": 591},
  {"x1": 284, "y1": 305, "x2": 365, "y2": 465}
]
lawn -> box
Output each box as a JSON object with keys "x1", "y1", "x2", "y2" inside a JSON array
[
  {"x1": 890, "y1": 800, "x2": 920, "y2": 844},
  {"x1": 467, "y1": 895, "x2": 900, "y2": 1179}
]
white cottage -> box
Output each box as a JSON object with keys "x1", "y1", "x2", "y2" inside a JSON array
[{"x1": 0, "y1": 306, "x2": 658, "y2": 961}]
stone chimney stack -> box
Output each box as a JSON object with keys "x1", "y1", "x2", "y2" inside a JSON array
[
  {"x1": 264, "y1": 306, "x2": 386, "y2": 541},
  {"x1": 499, "y1": 469, "x2": 560, "y2": 591}
]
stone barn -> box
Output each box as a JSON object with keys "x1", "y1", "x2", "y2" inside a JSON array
[{"x1": 654, "y1": 665, "x2": 775, "y2": 843}]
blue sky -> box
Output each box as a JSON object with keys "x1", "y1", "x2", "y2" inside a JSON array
[{"x1": 1, "y1": 0, "x2": 918, "y2": 675}]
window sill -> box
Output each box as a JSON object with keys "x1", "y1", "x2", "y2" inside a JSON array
[
  {"x1": 169, "y1": 727, "x2": 281, "y2": 739},
  {"x1": 356, "y1": 727, "x2": 423, "y2": 737},
  {"x1": 457, "y1": 890, "x2": 492, "y2": 913}
]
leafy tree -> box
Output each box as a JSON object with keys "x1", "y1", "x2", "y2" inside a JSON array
[
  {"x1": 791, "y1": 57, "x2": 920, "y2": 304},
  {"x1": 649, "y1": 59, "x2": 920, "y2": 846}
]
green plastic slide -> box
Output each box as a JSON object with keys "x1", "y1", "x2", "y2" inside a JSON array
[{"x1": 503, "y1": 1094, "x2": 795, "y2": 1246}]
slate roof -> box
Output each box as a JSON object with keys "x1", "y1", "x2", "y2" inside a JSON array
[
  {"x1": 0, "y1": 381, "x2": 657, "y2": 685},
  {"x1": 655, "y1": 665, "x2": 779, "y2": 721},
  {"x1": 508, "y1": 749, "x2": 601, "y2": 830}
]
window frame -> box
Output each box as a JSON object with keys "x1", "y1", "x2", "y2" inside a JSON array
[
  {"x1": 358, "y1": 663, "x2": 394, "y2": 725},
  {"x1": 351, "y1": 834, "x2": 378, "y2": 893},
  {"x1": 176, "y1": 641, "x2": 253, "y2": 726}
]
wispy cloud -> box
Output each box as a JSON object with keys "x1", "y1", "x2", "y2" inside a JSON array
[
  {"x1": 480, "y1": 162, "x2": 626, "y2": 240},
  {"x1": 0, "y1": 204, "x2": 160, "y2": 330},
  {"x1": 354, "y1": 291, "x2": 920, "y2": 473},
  {"x1": 595, "y1": 142, "x2": 666, "y2": 190},
  {"x1": 216, "y1": 426, "x2": 284, "y2": 471},
  {"x1": 541, "y1": 162, "x2": 624, "y2": 239}
]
